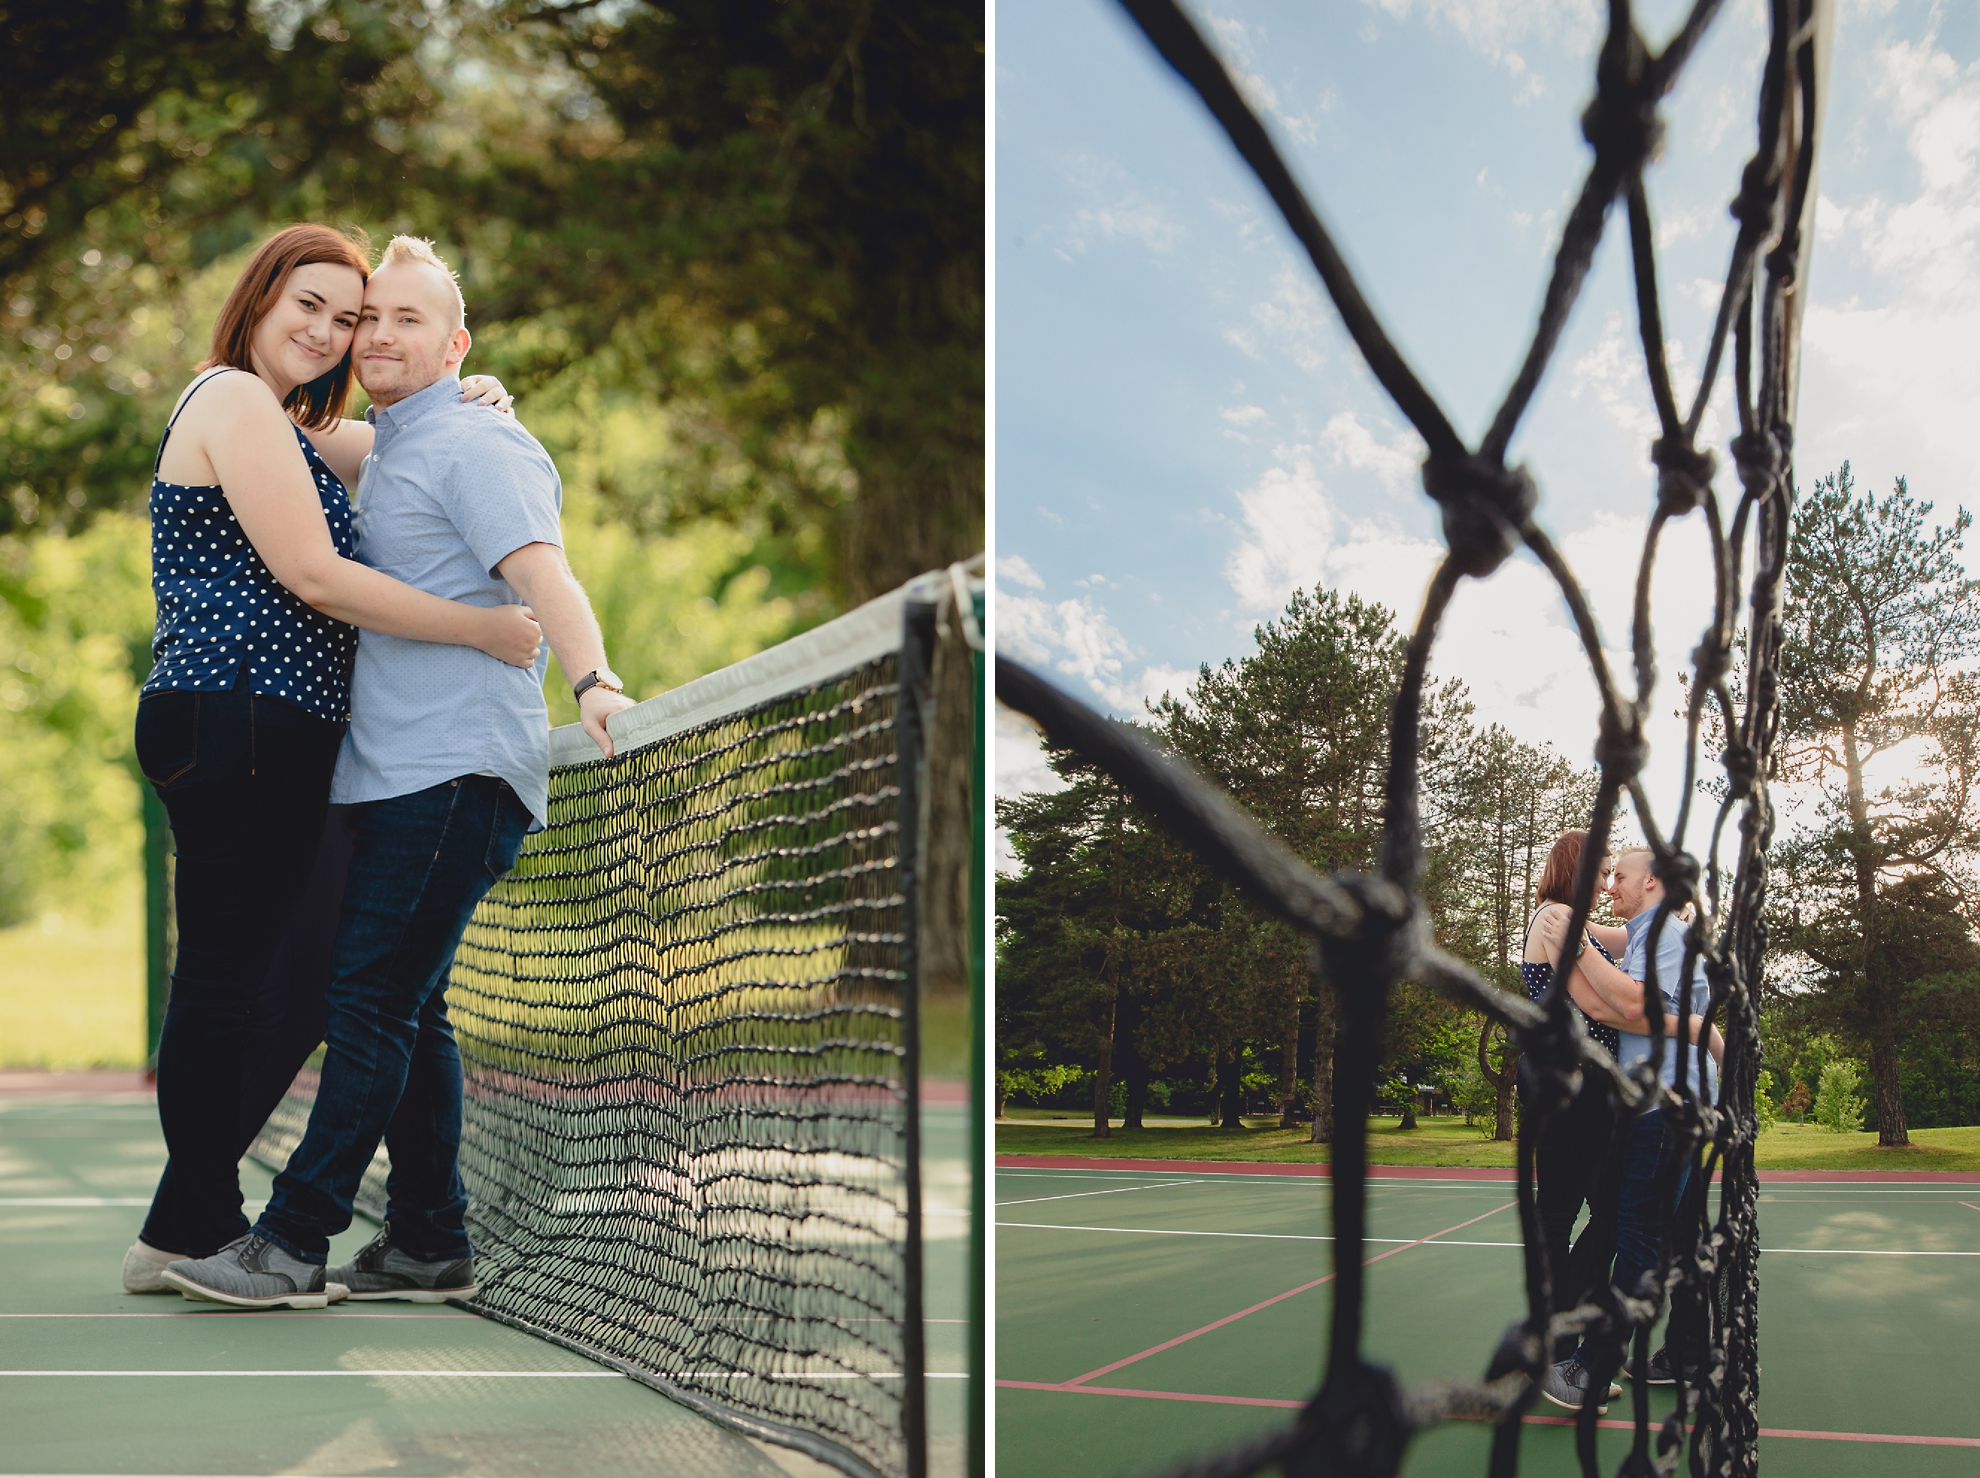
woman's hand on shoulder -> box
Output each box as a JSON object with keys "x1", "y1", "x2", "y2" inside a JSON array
[
  {"x1": 1533, "y1": 903, "x2": 1570, "y2": 953},
  {"x1": 461, "y1": 374, "x2": 515, "y2": 417}
]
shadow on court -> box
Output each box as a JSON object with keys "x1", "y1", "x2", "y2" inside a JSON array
[
  {"x1": 994, "y1": 1163, "x2": 1980, "y2": 1478},
  {"x1": 0, "y1": 1091, "x2": 969, "y2": 1478}
]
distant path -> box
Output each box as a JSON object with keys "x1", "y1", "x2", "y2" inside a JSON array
[{"x1": 998, "y1": 1153, "x2": 1980, "y2": 1184}]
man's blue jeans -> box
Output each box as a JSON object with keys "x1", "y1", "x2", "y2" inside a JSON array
[
  {"x1": 256, "y1": 775, "x2": 532, "y2": 1263},
  {"x1": 1577, "y1": 1107, "x2": 1695, "y2": 1373},
  {"x1": 1612, "y1": 1108, "x2": 1691, "y2": 1304}
]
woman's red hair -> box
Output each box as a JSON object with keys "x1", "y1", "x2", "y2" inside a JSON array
[
  {"x1": 1536, "y1": 829, "x2": 1606, "y2": 907},
  {"x1": 200, "y1": 224, "x2": 371, "y2": 431}
]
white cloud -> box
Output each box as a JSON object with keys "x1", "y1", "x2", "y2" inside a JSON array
[
  {"x1": 1220, "y1": 404, "x2": 1269, "y2": 426},
  {"x1": 994, "y1": 705, "x2": 1062, "y2": 873},
  {"x1": 1227, "y1": 264, "x2": 1335, "y2": 372},
  {"x1": 995, "y1": 571, "x2": 1192, "y2": 717},
  {"x1": 1050, "y1": 155, "x2": 1187, "y2": 259},
  {"x1": 1568, "y1": 313, "x2": 1662, "y2": 443},
  {"x1": 1319, "y1": 410, "x2": 1425, "y2": 497},
  {"x1": 1224, "y1": 441, "x2": 1443, "y2": 618},
  {"x1": 1365, "y1": 0, "x2": 1601, "y2": 95},
  {"x1": 1218, "y1": 436, "x2": 1733, "y2": 832},
  {"x1": 996, "y1": 554, "x2": 1044, "y2": 589},
  {"x1": 1798, "y1": 30, "x2": 1980, "y2": 509},
  {"x1": 1199, "y1": 12, "x2": 1322, "y2": 144}
]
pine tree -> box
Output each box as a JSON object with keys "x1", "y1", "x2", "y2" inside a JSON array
[{"x1": 1771, "y1": 464, "x2": 1980, "y2": 1146}]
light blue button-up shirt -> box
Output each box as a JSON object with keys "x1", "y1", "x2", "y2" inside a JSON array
[
  {"x1": 329, "y1": 374, "x2": 564, "y2": 827},
  {"x1": 1615, "y1": 908, "x2": 1718, "y2": 1100}
]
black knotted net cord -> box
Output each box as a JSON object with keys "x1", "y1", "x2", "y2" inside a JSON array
[
  {"x1": 253, "y1": 631, "x2": 935, "y2": 1478},
  {"x1": 996, "y1": 2, "x2": 1825, "y2": 1475}
]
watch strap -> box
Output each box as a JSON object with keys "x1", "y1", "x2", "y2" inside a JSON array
[{"x1": 572, "y1": 669, "x2": 622, "y2": 700}]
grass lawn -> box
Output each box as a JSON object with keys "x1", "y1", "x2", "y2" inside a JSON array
[
  {"x1": 996, "y1": 1111, "x2": 1980, "y2": 1171},
  {"x1": 0, "y1": 884, "x2": 971, "y2": 1083},
  {"x1": 0, "y1": 883, "x2": 147, "y2": 1070}
]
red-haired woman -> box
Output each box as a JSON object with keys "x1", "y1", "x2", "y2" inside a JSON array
[
  {"x1": 1520, "y1": 831, "x2": 1635, "y2": 1391},
  {"x1": 125, "y1": 225, "x2": 536, "y2": 1293}
]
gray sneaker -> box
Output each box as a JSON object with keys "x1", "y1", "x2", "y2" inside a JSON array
[
  {"x1": 327, "y1": 1223, "x2": 477, "y2": 1303},
  {"x1": 1539, "y1": 1356, "x2": 1610, "y2": 1414},
  {"x1": 161, "y1": 1233, "x2": 348, "y2": 1310}
]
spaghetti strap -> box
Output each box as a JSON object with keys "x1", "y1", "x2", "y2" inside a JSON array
[{"x1": 153, "y1": 367, "x2": 246, "y2": 475}]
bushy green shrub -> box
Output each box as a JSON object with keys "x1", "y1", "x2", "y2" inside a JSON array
[
  {"x1": 1754, "y1": 1069, "x2": 1779, "y2": 1132},
  {"x1": 1449, "y1": 1058, "x2": 1499, "y2": 1129},
  {"x1": 1814, "y1": 1059, "x2": 1867, "y2": 1133}
]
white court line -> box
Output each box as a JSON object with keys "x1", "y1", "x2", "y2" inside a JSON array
[
  {"x1": 0, "y1": 1312, "x2": 476, "y2": 1320},
  {"x1": 1005, "y1": 1164, "x2": 1980, "y2": 1188},
  {"x1": 0, "y1": 1370, "x2": 625, "y2": 1379},
  {"x1": 0, "y1": 1312, "x2": 969, "y2": 1323},
  {"x1": 0, "y1": 1198, "x2": 152, "y2": 1207},
  {"x1": 998, "y1": 1222, "x2": 1980, "y2": 1256},
  {"x1": 0, "y1": 1369, "x2": 968, "y2": 1380},
  {"x1": 0, "y1": 1198, "x2": 269, "y2": 1209},
  {"x1": 995, "y1": 1180, "x2": 1207, "y2": 1208}
]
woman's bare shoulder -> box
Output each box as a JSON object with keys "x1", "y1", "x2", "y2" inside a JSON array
[{"x1": 168, "y1": 368, "x2": 280, "y2": 427}]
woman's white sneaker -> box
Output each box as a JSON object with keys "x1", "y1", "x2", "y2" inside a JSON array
[{"x1": 121, "y1": 1239, "x2": 184, "y2": 1294}]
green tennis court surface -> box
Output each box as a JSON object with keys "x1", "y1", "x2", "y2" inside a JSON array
[
  {"x1": 995, "y1": 1160, "x2": 1980, "y2": 1477},
  {"x1": 0, "y1": 1090, "x2": 969, "y2": 1478}
]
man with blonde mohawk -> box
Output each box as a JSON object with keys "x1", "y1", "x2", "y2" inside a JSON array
[{"x1": 166, "y1": 237, "x2": 637, "y2": 1308}]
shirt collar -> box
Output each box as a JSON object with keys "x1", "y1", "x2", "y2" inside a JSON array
[
  {"x1": 365, "y1": 374, "x2": 462, "y2": 432},
  {"x1": 1624, "y1": 910, "x2": 1655, "y2": 943}
]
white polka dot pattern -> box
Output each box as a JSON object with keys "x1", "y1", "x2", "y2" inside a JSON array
[{"x1": 143, "y1": 425, "x2": 359, "y2": 721}]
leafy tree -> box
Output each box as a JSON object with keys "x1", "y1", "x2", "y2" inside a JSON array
[
  {"x1": 1155, "y1": 587, "x2": 1472, "y2": 1142},
  {"x1": 995, "y1": 733, "x2": 1216, "y2": 1139},
  {"x1": 1770, "y1": 464, "x2": 1980, "y2": 1145},
  {"x1": 1812, "y1": 1059, "x2": 1867, "y2": 1134},
  {"x1": 1439, "y1": 725, "x2": 1596, "y2": 1140},
  {"x1": 3, "y1": 0, "x2": 983, "y2": 604}
]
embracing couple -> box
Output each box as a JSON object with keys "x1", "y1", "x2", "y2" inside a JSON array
[
  {"x1": 124, "y1": 224, "x2": 637, "y2": 1308},
  {"x1": 1519, "y1": 832, "x2": 1725, "y2": 1412}
]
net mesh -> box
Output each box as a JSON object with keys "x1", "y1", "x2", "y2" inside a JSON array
[
  {"x1": 252, "y1": 605, "x2": 933, "y2": 1478},
  {"x1": 996, "y1": 2, "x2": 1831, "y2": 1475}
]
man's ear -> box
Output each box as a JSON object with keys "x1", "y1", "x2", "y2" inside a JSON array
[{"x1": 445, "y1": 326, "x2": 472, "y2": 372}]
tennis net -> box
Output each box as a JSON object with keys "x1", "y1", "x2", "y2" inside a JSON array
[{"x1": 250, "y1": 577, "x2": 948, "y2": 1478}]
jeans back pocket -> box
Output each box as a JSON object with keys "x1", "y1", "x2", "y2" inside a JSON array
[
  {"x1": 483, "y1": 783, "x2": 532, "y2": 883},
  {"x1": 135, "y1": 691, "x2": 201, "y2": 787}
]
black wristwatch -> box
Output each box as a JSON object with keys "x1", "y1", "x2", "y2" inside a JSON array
[{"x1": 572, "y1": 667, "x2": 624, "y2": 701}]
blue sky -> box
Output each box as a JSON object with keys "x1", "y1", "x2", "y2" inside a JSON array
[{"x1": 993, "y1": 0, "x2": 1980, "y2": 857}]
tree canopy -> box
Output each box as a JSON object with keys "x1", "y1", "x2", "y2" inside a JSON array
[
  {"x1": 997, "y1": 586, "x2": 1603, "y2": 1143},
  {"x1": 1770, "y1": 463, "x2": 1980, "y2": 1145},
  {"x1": 0, "y1": 1, "x2": 981, "y2": 930},
  {"x1": 3, "y1": 0, "x2": 983, "y2": 602}
]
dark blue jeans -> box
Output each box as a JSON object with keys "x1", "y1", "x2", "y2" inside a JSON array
[
  {"x1": 135, "y1": 687, "x2": 346, "y2": 1257},
  {"x1": 1612, "y1": 1108, "x2": 1692, "y2": 1304},
  {"x1": 1577, "y1": 1107, "x2": 1695, "y2": 1371},
  {"x1": 255, "y1": 774, "x2": 532, "y2": 1262}
]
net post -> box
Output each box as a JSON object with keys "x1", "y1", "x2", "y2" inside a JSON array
[
  {"x1": 898, "y1": 595, "x2": 937, "y2": 1478},
  {"x1": 140, "y1": 775, "x2": 171, "y2": 1073},
  {"x1": 968, "y1": 583, "x2": 987, "y2": 1478}
]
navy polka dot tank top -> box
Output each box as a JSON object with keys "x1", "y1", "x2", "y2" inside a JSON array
[
  {"x1": 142, "y1": 369, "x2": 359, "y2": 722},
  {"x1": 1521, "y1": 915, "x2": 1621, "y2": 1056}
]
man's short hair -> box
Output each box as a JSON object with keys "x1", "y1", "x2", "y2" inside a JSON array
[{"x1": 376, "y1": 235, "x2": 466, "y2": 331}]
